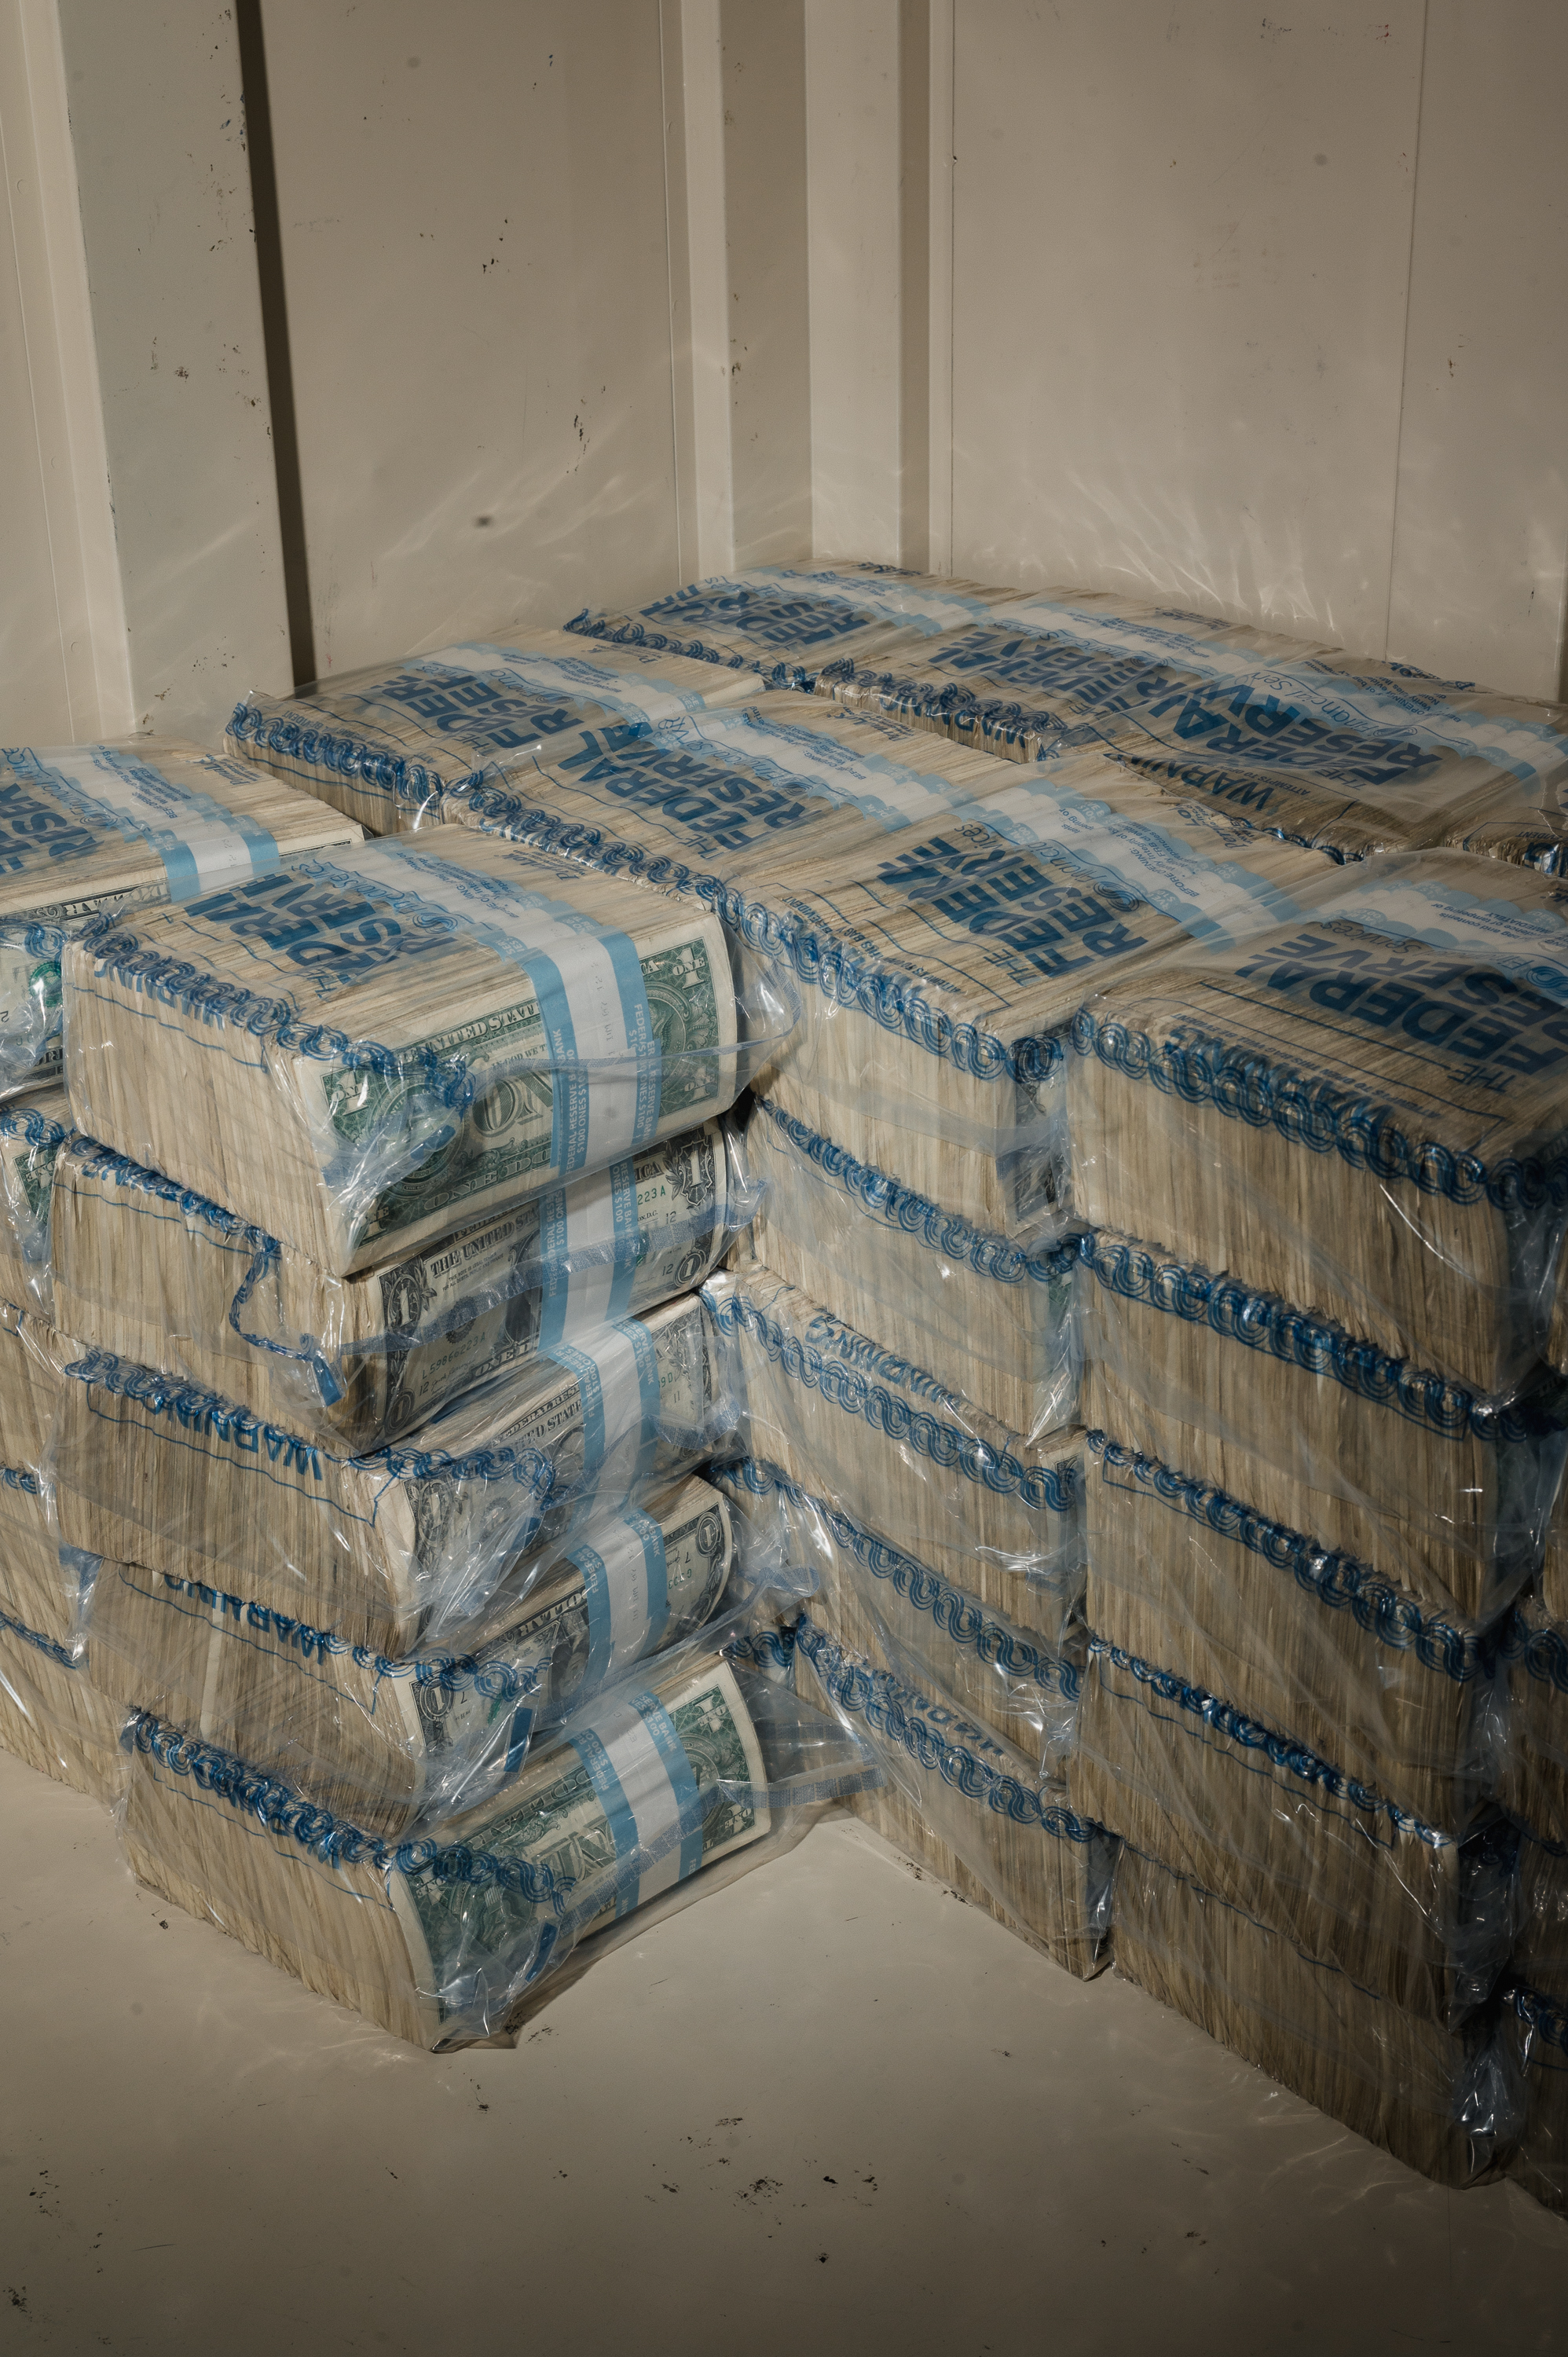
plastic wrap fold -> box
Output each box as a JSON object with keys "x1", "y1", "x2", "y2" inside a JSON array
[
  {"x1": 707, "y1": 1266, "x2": 1083, "y2": 1637},
  {"x1": 225, "y1": 632, "x2": 756, "y2": 835},
  {"x1": 0, "y1": 740, "x2": 360, "y2": 1095},
  {"x1": 116, "y1": 1627, "x2": 877, "y2": 2047},
  {"x1": 1504, "y1": 1981, "x2": 1568, "y2": 2210},
  {"x1": 792, "y1": 1609, "x2": 1112, "y2": 1978},
  {"x1": 49, "y1": 1292, "x2": 731, "y2": 1655},
  {"x1": 64, "y1": 832, "x2": 787, "y2": 1276},
  {"x1": 50, "y1": 1116, "x2": 750, "y2": 1450},
  {"x1": 83, "y1": 1472, "x2": 736, "y2": 1835},
  {"x1": 0, "y1": 1089, "x2": 67, "y2": 1315},
  {"x1": 0, "y1": 1602, "x2": 128, "y2": 1806}
]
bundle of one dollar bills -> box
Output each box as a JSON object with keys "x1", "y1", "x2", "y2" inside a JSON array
[
  {"x1": 0, "y1": 741, "x2": 361, "y2": 1098},
  {"x1": 82, "y1": 1472, "x2": 736, "y2": 1835},
  {"x1": 49, "y1": 1116, "x2": 746, "y2": 1450},
  {"x1": 61, "y1": 832, "x2": 766, "y2": 1277},
  {"x1": 832, "y1": 591, "x2": 1568, "y2": 874},
  {"x1": 51, "y1": 1292, "x2": 729, "y2": 1655},
  {"x1": 225, "y1": 630, "x2": 759, "y2": 836},
  {"x1": 117, "y1": 1630, "x2": 877, "y2": 2047}
]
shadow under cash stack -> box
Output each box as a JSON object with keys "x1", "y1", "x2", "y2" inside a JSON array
[
  {"x1": 118, "y1": 1633, "x2": 876, "y2": 2048},
  {"x1": 226, "y1": 630, "x2": 760, "y2": 836},
  {"x1": 832, "y1": 587, "x2": 1568, "y2": 872},
  {"x1": 0, "y1": 740, "x2": 360, "y2": 1099}
]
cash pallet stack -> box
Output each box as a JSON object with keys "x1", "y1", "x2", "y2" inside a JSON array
[{"x1": 0, "y1": 565, "x2": 1561, "y2": 2194}]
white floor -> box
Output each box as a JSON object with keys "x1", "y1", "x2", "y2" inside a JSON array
[{"x1": 2, "y1": 1750, "x2": 1564, "y2": 2356}]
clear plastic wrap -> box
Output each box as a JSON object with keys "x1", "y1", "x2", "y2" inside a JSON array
[
  {"x1": 565, "y1": 563, "x2": 1026, "y2": 693},
  {"x1": 1511, "y1": 1821, "x2": 1568, "y2": 2005},
  {"x1": 225, "y1": 632, "x2": 759, "y2": 836},
  {"x1": 1080, "y1": 1229, "x2": 1568, "y2": 1625},
  {"x1": 0, "y1": 1303, "x2": 70, "y2": 1478},
  {"x1": 49, "y1": 1292, "x2": 732, "y2": 1654},
  {"x1": 115, "y1": 1625, "x2": 877, "y2": 2048},
  {"x1": 0, "y1": 741, "x2": 360, "y2": 1096},
  {"x1": 1070, "y1": 849, "x2": 1568, "y2": 1398},
  {"x1": 64, "y1": 831, "x2": 793, "y2": 1276},
  {"x1": 0, "y1": 1600, "x2": 129, "y2": 1806},
  {"x1": 833, "y1": 596, "x2": 1568, "y2": 873},
  {"x1": 743, "y1": 1093, "x2": 1080, "y2": 1445},
  {"x1": 1082, "y1": 1428, "x2": 1501, "y2": 1833},
  {"x1": 1504, "y1": 1981, "x2": 1568, "y2": 2210},
  {"x1": 50, "y1": 1115, "x2": 753, "y2": 1450},
  {"x1": 1072, "y1": 1638, "x2": 1515, "y2": 2026},
  {"x1": 715, "y1": 1457, "x2": 1081, "y2": 1768},
  {"x1": 82, "y1": 1472, "x2": 737, "y2": 1835},
  {"x1": 0, "y1": 1469, "x2": 78, "y2": 1651},
  {"x1": 705, "y1": 1266, "x2": 1084, "y2": 1637},
  {"x1": 1112, "y1": 1846, "x2": 1516, "y2": 2190},
  {"x1": 0, "y1": 1089, "x2": 68, "y2": 1316},
  {"x1": 791, "y1": 1608, "x2": 1113, "y2": 1978},
  {"x1": 1496, "y1": 1597, "x2": 1568, "y2": 1844}
]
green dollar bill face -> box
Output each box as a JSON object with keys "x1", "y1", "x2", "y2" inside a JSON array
[
  {"x1": 401, "y1": 1668, "x2": 758, "y2": 2012},
  {"x1": 328, "y1": 940, "x2": 724, "y2": 1256}
]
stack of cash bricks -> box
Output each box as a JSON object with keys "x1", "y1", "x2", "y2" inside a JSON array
[
  {"x1": 0, "y1": 704, "x2": 879, "y2": 2050},
  {"x1": 815, "y1": 576, "x2": 1568, "y2": 2195}
]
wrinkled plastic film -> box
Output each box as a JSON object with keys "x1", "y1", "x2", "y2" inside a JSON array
[
  {"x1": 51, "y1": 1114, "x2": 757, "y2": 1450},
  {"x1": 115, "y1": 1626, "x2": 877, "y2": 2048}
]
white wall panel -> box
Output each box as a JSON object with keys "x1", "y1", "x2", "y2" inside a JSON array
[
  {"x1": 945, "y1": 2, "x2": 1427, "y2": 646},
  {"x1": 1387, "y1": 0, "x2": 1568, "y2": 700},
  {"x1": 56, "y1": 0, "x2": 291, "y2": 739},
  {"x1": 262, "y1": 0, "x2": 685, "y2": 676}
]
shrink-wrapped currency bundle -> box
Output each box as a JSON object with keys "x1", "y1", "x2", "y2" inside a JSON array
[
  {"x1": 1112, "y1": 1847, "x2": 1512, "y2": 2190},
  {"x1": 0, "y1": 1603, "x2": 126, "y2": 1805},
  {"x1": 1080, "y1": 1230, "x2": 1568, "y2": 1622},
  {"x1": 716, "y1": 1456, "x2": 1079, "y2": 1760},
  {"x1": 225, "y1": 632, "x2": 757, "y2": 836},
  {"x1": 51, "y1": 1118, "x2": 747, "y2": 1450},
  {"x1": 0, "y1": 1307, "x2": 68, "y2": 1474},
  {"x1": 792, "y1": 1609, "x2": 1112, "y2": 1977},
  {"x1": 0, "y1": 741, "x2": 360, "y2": 1095},
  {"x1": 566, "y1": 563, "x2": 1025, "y2": 692},
  {"x1": 744, "y1": 1094, "x2": 1079, "y2": 1442},
  {"x1": 1082, "y1": 1430, "x2": 1495, "y2": 1831},
  {"x1": 706, "y1": 1266, "x2": 1083, "y2": 1633},
  {"x1": 64, "y1": 832, "x2": 777, "y2": 1277},
  {"x1": 1497, "y1": 1598, "x2": 1568, "y2": 1843},
  {"x1": 1512, "y1": 1822, "x2": 1568, "y2": 2005},
  {"x1": 1503, "y1": 1982, "x2": 1568, "y2": 2212},
  {"x1": 0, "y1": 1472, "x2": 76, "y2": 1648},
  {"x1": 1071, "y1": 851, "x2": 1568, "y2": 1395},
  {"x1": 118, "y1": 1633, "x2": 875, "y2": 2047},
  {"x1": 836, "y1": 596, "x2": 1568, "y2": 871},
  {"x1": 52, "y1": 1295, "x2": 728, "y2": 1654},
  {"x1": 0, "y1": 1090, "x2": 68, "y2": 1315},
  {"x1": 83, "y1": 1475, "x2": 734, "y2": 1835},
  {"x1": 1070, "y1": 1640, "x2": 1511, "y2": 2025}
]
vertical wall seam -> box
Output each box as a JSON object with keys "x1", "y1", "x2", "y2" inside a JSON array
[
  {"x1": 658, "y1": 2, "x2": 685, "y2": 584},
  {"x1": 0, "y1": 59, "x2": 76, "y2": 735},
  {"x1": 1383, "y1": 0, "x2": 1431, "y2": 665}
]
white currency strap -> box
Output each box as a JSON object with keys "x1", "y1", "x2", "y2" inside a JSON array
[
  {"x1": 584, "y1": 1514, "x2": 663, "y2": 1679},
  {"x1": 414, "y1": 644, "x2": 704, "y2": 722},
  {"x1": 553, "y1": 1164, "x2": 621, "y2": 1333},
  {"x1": 343, "y1": 842, "x2": 653, "y2": 1164},
  {"x1": 588, "y1": 1692, "x2": 688, "y2": 1908},
  {"x1": 1326, "y1": 878, "x2": 1568, "y2": 1007},
  {"x1": 676, "y1": 706, "x2": 965, "y2": 827},
  {"x1": 980, "y1": 779, "x2": 1300, "y2": 940},
  {"x1": 40, "y1": 750, "x2": 277, "y2": 896}
]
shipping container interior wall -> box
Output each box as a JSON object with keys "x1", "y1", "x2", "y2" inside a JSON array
[{"x1": 2, "y1": 0, "x2": 1566, "y2": 750}]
